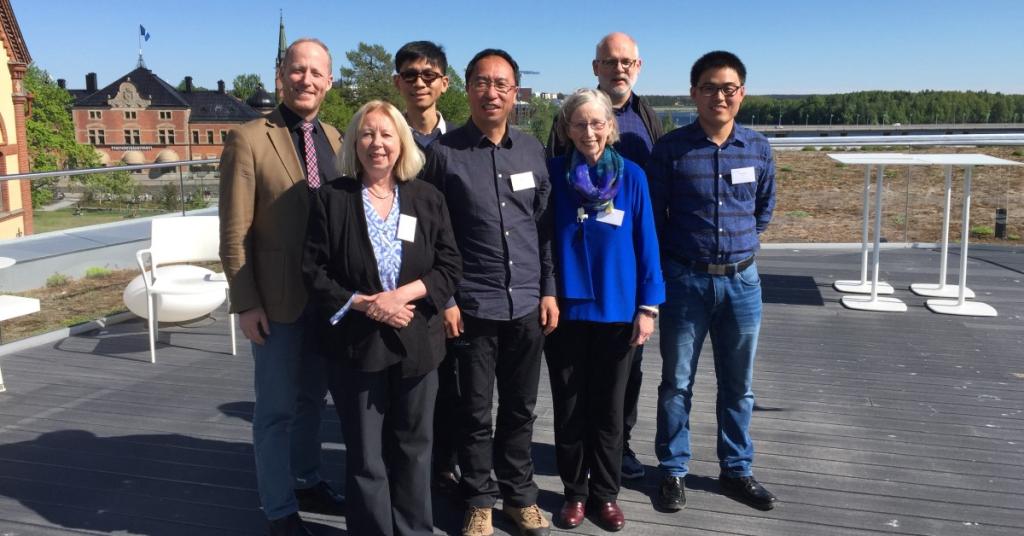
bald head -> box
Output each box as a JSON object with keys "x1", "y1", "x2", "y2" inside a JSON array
[{"x1": 593, "y1": 32, "x2": 642, "y2": 106}]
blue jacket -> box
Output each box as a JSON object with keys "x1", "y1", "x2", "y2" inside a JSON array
[{"x1": 548, "y1": 155, "x2": 665, "y2": 323}]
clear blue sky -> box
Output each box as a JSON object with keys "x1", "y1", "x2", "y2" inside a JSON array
[{"x1": 13, "y1": 0, "x2": 1024, "y2": 96}]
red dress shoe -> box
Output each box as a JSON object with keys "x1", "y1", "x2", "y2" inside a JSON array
[
  {"x1": 558, "y1": 500, "x2": 586, "y2": 529},
  {"x1": 594, "y1": 501, "x2": 625, "y2": 532}
]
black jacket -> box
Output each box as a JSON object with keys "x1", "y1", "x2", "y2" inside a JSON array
[
  {"x1": 545, "y1": 91, "x2": 664, "y2": 160},
  {"x1": 302, "y1": 178, "x2": 462, "y2": 377}
]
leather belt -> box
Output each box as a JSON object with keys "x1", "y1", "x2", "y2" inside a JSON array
[{"x1": 668, "y1": 253, "x2": 755, "y2": 276}]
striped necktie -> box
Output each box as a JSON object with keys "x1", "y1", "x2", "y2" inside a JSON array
[{"x1": 300, "y1": 122, "x2": 321, "y2": 189}]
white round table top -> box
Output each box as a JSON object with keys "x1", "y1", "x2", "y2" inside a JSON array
[{"x1": 0, "y1": 257, "x2": 16, "y2": 270}]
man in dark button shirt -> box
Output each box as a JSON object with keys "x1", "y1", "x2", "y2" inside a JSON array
[
  {"x1": 219, "y1": 38, "x2": 345, "y2": 536},
  {"x1": 421, "y1": 48, "x2": 557, "y2": 536},
  {"x1": 394, "y1": 40, "x2": 455, "y2": 149},
  {"x1": 648, "y1": 50, "x2": 777, "y2": 514}
]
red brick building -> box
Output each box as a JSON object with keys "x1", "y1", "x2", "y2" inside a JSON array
[{"x1": 68, "y1": 68, "x2": 262, "y2": 165}]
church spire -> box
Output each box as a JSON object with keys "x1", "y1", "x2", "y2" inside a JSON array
[{"x1": 276, "y1": 11, "x2": 286, "y2": 69}]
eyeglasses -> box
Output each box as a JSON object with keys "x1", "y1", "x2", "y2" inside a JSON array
[
  {"x1": 398, "y1": 69, "x2": 444, "y2": 85},
  {"x1": 570, "y1": 120, "x2": 608, "y2": 132},
  {"x1": 598, "y1": 58, "x2": 639, "y2": 69},
  {"x1": 697, "y1": 84, "x2": 743, "y2": 97},
  {"x1": 470, "y1": 77, "x2": 516, "y2": 94}
]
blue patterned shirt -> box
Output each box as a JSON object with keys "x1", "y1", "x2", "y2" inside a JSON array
[
  {"x1": 329, "y1": 187, "x2": 402, "y2": 324},
  {"x1": 647, "y1": 121, "x2": 776, "y2": 264}
]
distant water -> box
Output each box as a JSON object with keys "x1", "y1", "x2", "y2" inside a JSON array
[{"x1": 657, "y1": 110, "x2": 697, "y2": 128}]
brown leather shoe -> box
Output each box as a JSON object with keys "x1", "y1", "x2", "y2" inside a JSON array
[
  {"x1": 593, "y1": 501, "x2": 625, "y2": 532},
  {"x1": 557, "y1": 500, "x2": 585, "y2": 529}
]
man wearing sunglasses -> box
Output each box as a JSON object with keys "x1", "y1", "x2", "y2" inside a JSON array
[
  {"x1": 394, "y1": 41, "x2": 454, "y2": 149},
  {"x1": 648, "y1": 50, "x2": 777, "y2": 513}
]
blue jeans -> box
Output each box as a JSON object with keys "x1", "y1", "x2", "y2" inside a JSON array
[
  {"x1": 252, "y1": 307, "x2": 329, "y2": 520},
  {"x1": 655, "y1": 258, "x2": 762, "y2": 478}
]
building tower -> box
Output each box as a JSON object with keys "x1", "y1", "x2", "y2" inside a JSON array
[{"x1": 273, "y1": 11, "x2": 286, "y2": 98}]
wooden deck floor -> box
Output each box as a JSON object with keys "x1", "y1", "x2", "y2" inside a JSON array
[{"x1": 0, "y1": 246, "x2": 1022, "y2": 535}]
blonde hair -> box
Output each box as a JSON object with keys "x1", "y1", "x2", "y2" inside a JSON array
[
  {"x1": 556, "y1": 88, "x2": 620, "y2": 148},
  {"x1": 338, "y1": 100, "x2": 425, "y2": 182}
]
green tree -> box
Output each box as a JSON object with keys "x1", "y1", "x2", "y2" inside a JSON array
[
  {"x1": 231, "y1": 73, "x2": 263, "y2": 101},
  {"x1": 661, "y1": 112, "x2": 676, "y2": 134},
  {"x1": 338, "y1": 42, "x2": 400, "y2": 106},
  {"x1": 525, "y1": 96, "x2": 558, "y2": 144},
  {"x1": 24, "y1": 65, "x2": 100, "y2": 207},
  {"x1": 436, "y1": 66, "x2": 469, "y2": 126},
  {"x1": 319, "y1": 88, "x2": 355, "y2": 133}
]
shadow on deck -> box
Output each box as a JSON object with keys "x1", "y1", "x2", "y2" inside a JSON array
[{"x1": 0, "y1": 246, "x2": 1022, "y2": 535}]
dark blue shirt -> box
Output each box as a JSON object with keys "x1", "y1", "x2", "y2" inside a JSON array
[
  {"x1": 422, "y1": 121, "x2": 555, "y2": 321},
  {"x1": 410, "y1": 113, "x2": 454, "y2": 150},
  {"x1": 647, "y1": 121, "x2": 776, "y2": 264},
  {"x1": 614, "y1": 94, "x2": 654, "y2": 167}
]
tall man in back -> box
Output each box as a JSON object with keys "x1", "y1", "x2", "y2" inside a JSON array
[
  {"x1": 393, "y1": 40, "x2": 464, "y2": 494},
  {"x1": 648, "y1": 50, "x2": 778, "y2": 513},
  {"x1": 219, "y1": 38, "x2": 345, "y2": 536},
  {"x1": 422, "y1": 48, "x2": 558, "y2": 536},
  {"x1": 547, "y1": 31, "x2": 664, "y2": 481}
]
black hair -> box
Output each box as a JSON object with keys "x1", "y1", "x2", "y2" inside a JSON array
[
  {"x1": 394, "y1": 41, "x2": 448, "y2": 74},
  {"x1": 690, "y1": 50, "x2": 747, "y2": 87},
  {"x1": 464, "y1": 48, "x2": 520, "y2": 86}
]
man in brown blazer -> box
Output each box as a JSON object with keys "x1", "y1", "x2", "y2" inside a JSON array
[{"x1": 219, "y1": 38, "x2": 345, "y2": 536}]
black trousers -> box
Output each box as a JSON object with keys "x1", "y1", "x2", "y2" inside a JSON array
[
  {"x1": 545, "y1": 320, "x2": 635, "y2": 503},
  {"x1": 432, "y1": 348, "x2": 460, "y2": 473},
  {"x1": 622, "y1": 344, "x2": 644, "y2": 456},
  {"x1": 453, "y1": 311, "x2": 544, "y2": 508},
  {"x1": 340, "y1": 365, "x2": 438, "y2": 536}
]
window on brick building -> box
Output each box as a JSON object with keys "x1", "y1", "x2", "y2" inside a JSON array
[
  {"x1": 158, "y1": 129, "x2": 175, "y2": 144},
  {"x1": 88, "y1": 129, "x2": 106, "y2": 145},
  {"x1": 124, "y1": 110, "x2": 138, "y2": 120},
  {"x1": 191, "y1": 130, "x2": 200, "y2": 144},
  {"x1": 88, "y1": 110, "x2": 102, "y2": 119},
  {"x1": 159, "y1": 111, "x2": 172, "y2": 120},
  {"x1": 124, "y1": 129, "x2": 141, "y2": 145},
  {"x1": 220, "y1": 130, "x2": 227, "y2": 143},
  {"x1": 206, "y1": 130, "x2": 214, "y2": 144}
]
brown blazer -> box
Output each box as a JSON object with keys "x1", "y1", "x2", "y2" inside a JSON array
[{"x1": 219, "y1": 108, "x2": 343, "y2": 323}]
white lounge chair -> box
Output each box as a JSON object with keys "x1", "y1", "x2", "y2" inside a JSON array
[
  {"x1": 134, "y1": 216, "x2": 235, "y2": 363},
  {"x1": 0, "y1": 294, "x2": 41, "y2": 392}
]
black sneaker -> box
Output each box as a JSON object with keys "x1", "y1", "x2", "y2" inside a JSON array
[
  {"x1": 294, "y1": 481, "x2": 345, "y2": 515},
  {"x1": 719, "y1": 475, "x2": 777, "y2": 510},
  {"x1": 656, "y1": 475, "x2": 686, "y2": 511}
]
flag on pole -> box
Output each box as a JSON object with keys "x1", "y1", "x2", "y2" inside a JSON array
[{"x1": 139, "y1": 25, "x2": 151, "y2": 41}]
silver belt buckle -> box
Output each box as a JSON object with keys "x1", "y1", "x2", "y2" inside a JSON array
[{"x1": 707, "y1": 263, "x2": 728, "y2": 275}]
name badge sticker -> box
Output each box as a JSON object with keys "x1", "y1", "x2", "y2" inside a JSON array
[
  {"x1": 510, "y1": 171, "x2": 536, "y2": 191},
  {"x1": 730, "y1": 166, "x2": 756, "y2": 184},
  {"x1": 596, "y1": 208, "x2": 625, "y2": 227},
  {"x1": 397, "y1": 214, "x2": 417, "y2": 242}
]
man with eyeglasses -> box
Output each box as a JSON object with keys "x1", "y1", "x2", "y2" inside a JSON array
[
  {"x1": 547, "y1": 32, "x2": 663, "y2": 167},
  {"x1": 394, "y1": 41, "x2": 454, "y2": 149},
  {"x1": 648, "y1": 50, "x2": 777, "y2": 513},
  {"x1": 422, "y1": 48, "x2": 556, "y2": 536},
  {"x1": 548, "y1": 31, "x2": 664, "y2": 484}
]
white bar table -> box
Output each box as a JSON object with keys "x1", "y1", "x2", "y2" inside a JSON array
[
  {"x1": 914, "y1": 154, "x2": 1022, "y2": 317},
  {"x1": 909, "y1": 165, "x2": 975, "y2": 299},
  {"x1": 828, "y1": 154, "x2": 927, "y2": 312},
  {"x1": 832, "y1": 163, "x2": 894, "y2": 295}
]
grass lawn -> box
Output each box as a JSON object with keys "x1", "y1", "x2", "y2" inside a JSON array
[{"x1": 33, "y1": 208, "x2": 168, "y2": 233}]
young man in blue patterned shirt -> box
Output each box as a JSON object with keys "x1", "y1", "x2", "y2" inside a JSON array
[{"x1": 647, "y1": 50, "x2": 778, "y2": 513}]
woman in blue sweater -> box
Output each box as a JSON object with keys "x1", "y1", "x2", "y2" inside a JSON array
[{"x1": 545, "y1": 88, "x2": 665, "y2": 532}]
